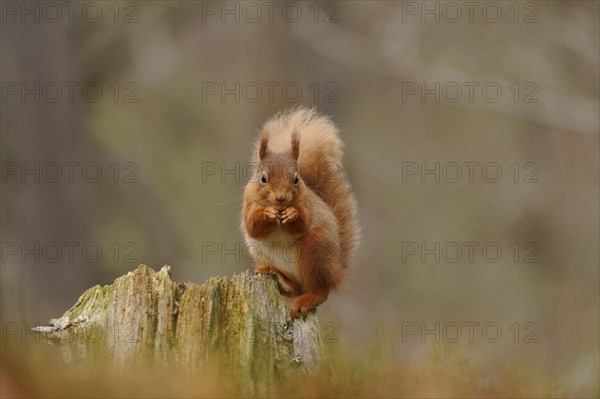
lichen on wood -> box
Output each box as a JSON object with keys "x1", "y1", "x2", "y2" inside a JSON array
[{"x1": 33, "y1": 265, "x2": 331, "y2": 395}]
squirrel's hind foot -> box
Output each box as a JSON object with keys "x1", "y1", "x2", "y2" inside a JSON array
[{"x1": 255, "y1": 264, "x2": 303, "y2": 298}]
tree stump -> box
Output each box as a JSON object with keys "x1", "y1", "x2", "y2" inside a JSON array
[{"x1": 33, "y1": 265, "x2": 331, "y2": 395}]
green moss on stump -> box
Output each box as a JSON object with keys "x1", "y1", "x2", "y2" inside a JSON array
[{"x1": 34, "y1": 265, "x2": 331, "y2": 395}]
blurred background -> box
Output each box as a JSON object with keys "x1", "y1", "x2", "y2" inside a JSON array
[{"x1": 1, "y1": 1, "x2": 598, "y2": 396}]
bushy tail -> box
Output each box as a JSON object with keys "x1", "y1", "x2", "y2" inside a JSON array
[{"x1": 260, "y1": 107, "x2": 359, "y2": 269}]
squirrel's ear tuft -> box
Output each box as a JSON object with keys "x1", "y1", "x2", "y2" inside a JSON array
[
  {"x1": 258, "y1": 134, "x2": 269, "y2": 160},
  {"x1": 291, "y1": 131, "x2": 300, "y2": 160}
]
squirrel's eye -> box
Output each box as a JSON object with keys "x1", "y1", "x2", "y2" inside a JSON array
[
  {"x1": 260, "y1": 174, "x2": 267, "y2": 184},
  {"x1": 293, "y1": 173, "x2": 300, "y2": 186}
]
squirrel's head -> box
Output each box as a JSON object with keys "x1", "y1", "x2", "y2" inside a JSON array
[{"x1": 255, "y1": 131, "x2": 303, "y2": 208}]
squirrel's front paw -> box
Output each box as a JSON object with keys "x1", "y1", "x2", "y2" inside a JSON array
[
  {"x1": 290, "y1": 305, "x2": 314, "y2": 320},
  {"x1": 280, "y1": 207, "x2": 298, "y2": 224},
  {"x1": 264, "y1": 207, "x2": 281, "y2": 225}
]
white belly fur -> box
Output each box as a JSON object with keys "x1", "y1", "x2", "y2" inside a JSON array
[{"x1": 246, "y1": 229, "x2": 300, "y2": 278}]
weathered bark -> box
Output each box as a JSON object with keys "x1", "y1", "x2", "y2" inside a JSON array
[{"x1": 33, "y1": 265, "x2": 331, "y2": 395}]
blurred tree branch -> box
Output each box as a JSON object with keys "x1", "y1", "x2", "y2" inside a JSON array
[{"x1": 291, "y1": 10, "x2": 599, "y2": 135}]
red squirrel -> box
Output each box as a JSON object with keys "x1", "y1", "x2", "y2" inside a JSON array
[{"x1": 241, "y1": 108, "x2": 359, "y2": 319}]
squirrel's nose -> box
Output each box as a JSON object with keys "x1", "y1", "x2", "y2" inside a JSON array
[{"x1": 276, "y1": 194, "x2": 286, "y2": 203}]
